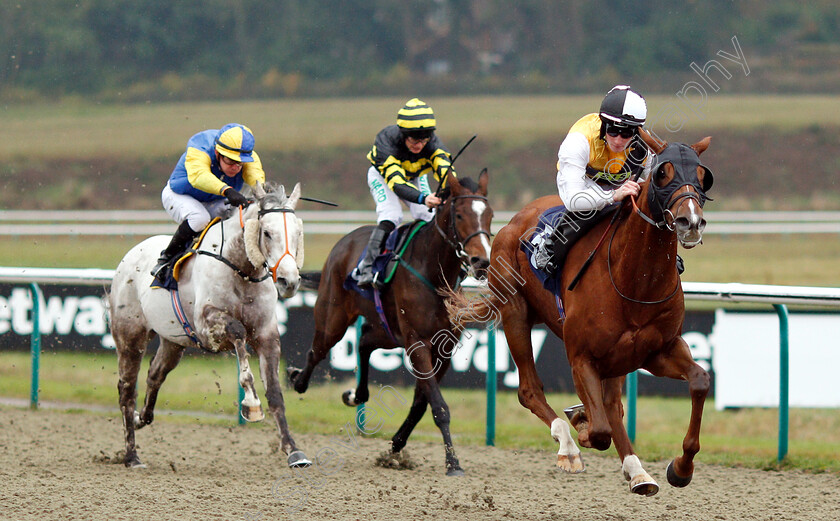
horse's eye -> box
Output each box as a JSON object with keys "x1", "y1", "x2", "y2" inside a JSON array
[
  {"x1": 455, "y1": 213, "x2": 463, "y2": 220},
  {"x1": 263, "y1": 231, "x2": 271, "y2": 240}
]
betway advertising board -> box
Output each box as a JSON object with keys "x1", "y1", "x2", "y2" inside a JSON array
[{"x1": 1, "y1": 283, "x2": 838, "y2": 405}]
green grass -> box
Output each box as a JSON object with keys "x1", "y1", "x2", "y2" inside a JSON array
[
  {"x1": 4, "y1": 233, "x2": 840, "y2": 288},
  {"x1": 2, "y1": 351, "x2": 839, "y2": 472},
  {"x1": 4, "y1": 95, "x2": 839, "y2": 161}
]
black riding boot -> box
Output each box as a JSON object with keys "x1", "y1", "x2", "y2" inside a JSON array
[
  {"x1": 535, "y1": 205, "x2": 619, "y2": 277},
  {"x1": 151, "y1": 220, "x2": 199, "y2": 285},
  {"x1": 356, "y1": 221, "x2": 395, "y2": 287}
]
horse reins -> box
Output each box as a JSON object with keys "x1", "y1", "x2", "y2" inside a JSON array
[
  {"x1": 608, "y1": 185, "x2": 704, "y2": 305},
  {"x1": 630, "y1": 188, "x2": 705, "y2": 231},
  {"x1": 194, "y1": 204, "x2": 297, "y2": 283},
  {"x1": 433, "y1": 194, "x2": 492, "y2": 274}
]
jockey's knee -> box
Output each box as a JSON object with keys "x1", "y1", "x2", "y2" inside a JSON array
[{"x1": 186, "y1": 216, "x2": 210, "y2": 233}]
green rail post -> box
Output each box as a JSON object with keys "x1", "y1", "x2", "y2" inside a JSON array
[
  {"x1": 355, "y1": 316, "x2": 365, "y2": 433},
  {"x1": 626, "y1": 370, "x2": 638, "y2": 443},
  {"x1": 29, "y1": 283, "x2": 41, "y2": 410},
  {"x1": 237, "y1": 365, "x2": 246, "y2": 425},
  {"x1": 485, "y1": 323, "x2": 497, "y2": 446},
  {"x1": 774, "y1": 304, "x2": 789, "y2": 462}
]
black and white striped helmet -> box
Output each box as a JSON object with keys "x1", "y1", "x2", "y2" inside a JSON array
[{"x1": 599, "y1": 85, "x2": 646, "y2": 127}]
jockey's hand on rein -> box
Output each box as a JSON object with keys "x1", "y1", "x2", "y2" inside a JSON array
[{"x1": 224, "y1": 187, "x2": 249, "y2": 207}]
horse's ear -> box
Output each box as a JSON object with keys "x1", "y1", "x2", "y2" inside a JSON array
[
  {"x1": 478, "y1": 168, "x2": 489, "y2": 195},
  {"x1": 287, "y1": 182, "x2": 302, "y2": 209},
  {"x1": 691, "y1": 136, "x2": 712, "y2": 156},
  {"x1": 253, "y1": 182, "x2": 266, "y2": 200},
  {"x1": 639, "y1": 129, "x2": 667, "y2": 155},
  {"x1": 446, "y1": 171, "x2": 462, "y2": 195}
]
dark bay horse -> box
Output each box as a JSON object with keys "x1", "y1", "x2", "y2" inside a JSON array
[
  {"x1": 109, "y1": 182, "x2": 311, "y2": 469},
  {"x1": 446, "y1": 134, "x2": 714, "y2": 495},
  {"x1": 288, "y1": 171, "x2": 492, "y2": 476}
]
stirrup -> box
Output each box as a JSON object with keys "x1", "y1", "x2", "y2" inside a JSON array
[
  {"x1": 534, "y1": 239, "x2": 554, "y2": 270},
  {"x1": 356, "y1": 267, "x2": 375, "y2": 287},
  {"x1": 150, "y1": 260, "x2": 171, "y2": 285}
]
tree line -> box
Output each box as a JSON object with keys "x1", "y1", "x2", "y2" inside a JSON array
[{"x1": 2, "y1": 0, "x2": 839, "y2": 102}]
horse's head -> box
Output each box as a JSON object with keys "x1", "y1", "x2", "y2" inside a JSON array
[
  {"x1": 438, "y1": 169, "x2": 493, "y2": 278},
  {"x1": 640, "y1": 132, "x2": 714, "y2": 249},
  {"x1": 244, "y1": 182, "x2": 304, "y2": 298}
]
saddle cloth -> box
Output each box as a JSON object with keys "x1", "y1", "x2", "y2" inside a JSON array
[
  {"x1": 521, "y1": 204, "x2": 617, "y2": 295},
  {"x1": 521, "y1": 206, "x2": 569, "y2": 296},
  {"x1": 344, "y1": 220, "x2": 428, "y2": 301}
]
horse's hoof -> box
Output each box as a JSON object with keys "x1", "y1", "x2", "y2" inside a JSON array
[
  {"x1": 563, "y1": 403, "x2": 586, "y2": 422},
  {"x1": 288, "y1": 450, "x2": 312, "y2": 468},
  {"x1": 286, "y1": 366, "x2": 301, "y2": 381},
  {"x1": 240, "y1": 405, "x2": 265, "y2": 422},
  {"x1": 124, "y1": 456, "x2": 147, "y2": 469},
  {"x1": 666, "y1": 460, "x2": 693, "y2": 488},
  {"x1": 342, "y1": 389, "x2": 359, "y2": 407},
  {"x1": 629, "y1": 472, "x2": 659, "y2": 497},
  {"x1": 556, "y1": 453, "x2": 585, "y2": 473},
  {"x1": 446, "y1": 467, "x2": 465, "y2": 477}
]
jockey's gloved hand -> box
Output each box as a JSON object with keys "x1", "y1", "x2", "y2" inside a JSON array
[{"x1": 224, "y1": 187, "x2": 249, "y2": 207}]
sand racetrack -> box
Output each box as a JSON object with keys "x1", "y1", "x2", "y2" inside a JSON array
[{"x1": 2, "y1": 406, "x2": 838, "y2": 521}]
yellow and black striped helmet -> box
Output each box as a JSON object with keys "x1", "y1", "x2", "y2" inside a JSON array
[{"x1": 396, "y1": 98, "x2": 436, "y2": 135}]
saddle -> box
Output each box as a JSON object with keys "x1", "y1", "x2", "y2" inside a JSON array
[
  {"x1": 522, "y1": 204, "x2": 618, "y2": 295},
  {"x1": 153, "y1": 218, "x2": 220, "y2": 291},
  {"x1": 345, "y1": 220, "x2": 429, "y2": 300}
]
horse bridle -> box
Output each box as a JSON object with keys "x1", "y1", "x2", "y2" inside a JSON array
[
  {"x1": 608, "y1": 178, "x2": 706, "y2": 305},
  {"x1": 632, "y1": 187, "x2": 705, "y2": 231},
  {"x1": 433, "y1": 194, "x2": 492, "y2": 271},
  {"x1": 196, "y1": 205, "x2": 297, "y2": 283},
  {"x1": 257, "y1": 207, "x2": 298, "y2": 282}
]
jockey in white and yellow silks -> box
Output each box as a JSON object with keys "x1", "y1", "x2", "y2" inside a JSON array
[
  {"x1": 534, "y1": 85, "x2": 655, "y2": 274},
  {"x1": 355, "y1": 98, "x2": 458, "y2": 287},
  {"x1": 152, "y1": 123, "x2": 267, "y2": 286}
]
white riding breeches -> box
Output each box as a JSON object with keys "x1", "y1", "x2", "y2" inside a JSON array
[
  {"x1": 161, "y1": 183, "x2": 231, "y2": 233},
  {"x1": 367, "y1": 166, "x2": 434, "y2": 225}
]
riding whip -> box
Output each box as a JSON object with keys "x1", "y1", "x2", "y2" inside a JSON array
[
  {"x1": 300, "y1": 196, "x2": 339, "y2": 207},
  {"x1": 429, "y1": 134, "x2": 478, "y2": 211}
]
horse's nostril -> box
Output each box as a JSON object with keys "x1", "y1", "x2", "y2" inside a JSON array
[
  {"x1": 675, "y1": 217, "x2": 690, "y2": 230},
  {"x1": 471, "y1": 257, "x2": 490, "y2": 269}
]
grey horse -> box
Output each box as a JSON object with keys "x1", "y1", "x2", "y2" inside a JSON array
[{"x1": 109, "y1": 182, "x2": 310, "y2": 468}]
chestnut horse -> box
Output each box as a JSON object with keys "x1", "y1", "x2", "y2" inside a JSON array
[
  {"x1": 288, "y1": 171, "x2": 492, "y2": 476},
  {"x1": 446, "y1": 134, "x2": 714, "y2": 495}
]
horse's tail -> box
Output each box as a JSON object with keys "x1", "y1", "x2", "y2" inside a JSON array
[
  {"x1": 442, "y1": 285, "x2": 502, "y2": 330},
  {"x1": 299, "y1": 270, "x2": 322, "y2": 291}
]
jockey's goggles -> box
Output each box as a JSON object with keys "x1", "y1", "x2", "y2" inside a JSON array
[
  {"x1": 605, "y1": 124, "x2": 636, "y2": 139},
  {"x1": 403, "y1": 129, "x2": 434, "y2": 141}
]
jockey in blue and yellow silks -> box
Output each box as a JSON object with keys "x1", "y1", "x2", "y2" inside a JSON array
[
  {"x1": 151, "y1": 123, "x2": 267, "y2": 286},
  {"x1": 355, "y1": 98, "x2": 458, "y2": 287}
]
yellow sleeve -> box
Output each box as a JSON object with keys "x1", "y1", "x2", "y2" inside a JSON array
[
  {"x1": 242, "y1": 151, "x2": 266, "y2": 187},
  {"x1": 430, "y1": 148, "x2": 456, "y2": 187},
  {"x1": 381, "y1": 156, "x2": 420, "y2": 191},
  {"x1": 185, "y1": 147, "x2": 229, "y2": 195}
]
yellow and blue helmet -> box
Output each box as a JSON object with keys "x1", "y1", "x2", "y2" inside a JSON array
[
  {"x1": 397, "y1": 98, "x2": 436, "y2": 138},
  {"x1": 214, "y1": 123, "x2": 255, "y2": 163}
]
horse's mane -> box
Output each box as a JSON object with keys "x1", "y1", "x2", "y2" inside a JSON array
[
  {"x1": 260, "y1": 182, "x2": 290, "y2": 209},
  {"x1": 439, "y1": 176, "x2": 477, "y2": 200}
]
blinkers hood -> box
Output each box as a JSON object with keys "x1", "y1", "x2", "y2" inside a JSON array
[{"x1": 647, "y1": 143, "x2": 714, "y2": 220}]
